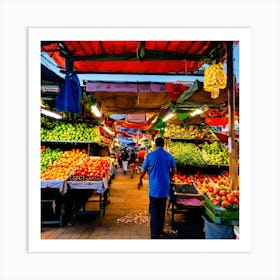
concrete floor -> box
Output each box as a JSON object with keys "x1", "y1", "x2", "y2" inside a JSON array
[{"x1": 41, "y1": 168, "x2": 205, "y2": 239}]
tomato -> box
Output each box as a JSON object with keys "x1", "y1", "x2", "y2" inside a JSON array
[
  {"x1": 221, "y1": 200, "x2": 230, "y2": 208},
  {"x1": 213, "y1": 188, "x2": 220, "y2": 194},
  {"x1": 213, "y1": 200, "x2": 220, "y2": 206},
  {"x1": 215, "y1": 195, "x2": 222, "y2": 202},
  {"x1": 219, "y1": 190, "x2": 227, "y2": 196},
  {"x1": 221, "y1": 195, "x2": 227, "y2": 201}
]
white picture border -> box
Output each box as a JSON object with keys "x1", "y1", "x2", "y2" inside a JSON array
[{"x1": 28, "y1": 27, "x2": 252, "y2": 253}]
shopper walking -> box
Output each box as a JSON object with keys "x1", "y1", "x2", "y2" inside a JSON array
[
  {"x1": 137, "y1": 147, "x2": 146, "y2": 163},
  {"x1": 138, "y1": 137, "x2": 177, "y2": 239},
  {"x1": 128, "y1": 149, "x2": 137, "y2": 178},
  {"x1": 120, "y1": 148, "x2": 129, "y2": 174}
]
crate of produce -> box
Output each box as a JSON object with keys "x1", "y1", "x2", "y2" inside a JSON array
[
  {"x1": 198, "y1": 141, "x2": 229, "y2": 166},
  {"x1": 185, "y1": 124, "x2": 219, "y2": 141},
  {"x1": 168, "y1": 124, "x2": 218, "y2": 141},
  {"x1": 172, "y1": 183, "x2": 204, "y2": 199},
  {"x1": 168, "y1": 142, "x2": 207, "y2": 166},
  {"x1": 203, "y1": 194, "x2": 239, "y2": 225}
]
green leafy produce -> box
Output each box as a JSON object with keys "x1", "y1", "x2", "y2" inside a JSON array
[
  {"x1": 200, "y1": 141, "x2": 229, "y2": 165},
  {"x1": 168, "y1": 142, "x2": 206, "y2": 166}
]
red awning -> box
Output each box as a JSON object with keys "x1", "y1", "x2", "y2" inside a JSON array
[{"x1": 41, "y1": 41, "x2": 225, "y2": 74}]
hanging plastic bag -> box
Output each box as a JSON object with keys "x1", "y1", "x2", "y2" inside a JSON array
[{"x1": 56, "y1": 72, "x2": 82, "y2": 114}]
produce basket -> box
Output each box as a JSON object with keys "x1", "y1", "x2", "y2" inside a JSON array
[
  {"x1": 172, "y1": 183, "x2": 204, "y2": 199},
  {"x1": 203, "y1": 194, "x2": 239, "y2": 225}
]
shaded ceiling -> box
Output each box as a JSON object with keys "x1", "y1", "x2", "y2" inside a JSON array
[
  {"x1": 92, "y1": 90, "x2": 169, "y2": 114},
  {"x1": 41, "y1": 41, "x2": 233, "y2": 116}
]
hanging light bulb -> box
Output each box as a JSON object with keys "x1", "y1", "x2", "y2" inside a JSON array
[
  {"x1": 190, "y1": 108, "x2": 203, "y2": 117},
  {"x1": 91, "y1": 103, "x2": 102, "y2": 117},
  {"x1": 41, "y1": 108, "x2": 62, "y2": 119},
  {"x1": 162, "y1": 112, "x2": 176, "y2": 122}
]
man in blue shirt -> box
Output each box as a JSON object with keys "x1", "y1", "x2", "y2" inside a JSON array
[{"x1": 138, "y1": 137, "x2": 177, "y2": 239}]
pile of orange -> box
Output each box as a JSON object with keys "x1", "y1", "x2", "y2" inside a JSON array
[{"x1": 41, "y1": 148, "x2": 87, "y2": 180}]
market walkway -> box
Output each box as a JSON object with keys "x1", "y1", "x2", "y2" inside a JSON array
[{"x1": 41, "y1": 168, "x2": 205, "y2": 239}]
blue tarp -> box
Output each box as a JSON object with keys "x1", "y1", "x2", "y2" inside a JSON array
[
  {"x1": 118, "y1": 135, "x2": 135, "y2": 146},
  {"x1": 56, "y1": 73, "x2": 82, "y2": 114}
]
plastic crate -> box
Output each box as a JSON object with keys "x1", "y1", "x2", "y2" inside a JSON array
[
  {"x1": 173, "y1": 183, "x2": 204, "y2": 199},
  {"x1": 203, "y1": 195, "x2": 239, "y2": 225}
]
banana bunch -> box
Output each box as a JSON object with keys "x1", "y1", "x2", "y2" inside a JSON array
[{"x1": 204, "y1": 63, "x2": 227, "y2": 99}]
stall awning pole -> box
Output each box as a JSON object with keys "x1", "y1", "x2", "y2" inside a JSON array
[{"x1": 226, "y1": 41, "x2": 238, "y2": 190}]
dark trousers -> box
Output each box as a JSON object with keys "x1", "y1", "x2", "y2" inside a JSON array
[{"x1": 149, "y1": 196, "x2": 167, "y2": 239}]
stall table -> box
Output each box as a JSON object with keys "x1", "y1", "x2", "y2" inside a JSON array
[
  {"x1": 40, "y1": 179, "x2": 67, "y2": 226},
  {"x1": 66, "y1": 177, "x2": 108, "y2": 225}
]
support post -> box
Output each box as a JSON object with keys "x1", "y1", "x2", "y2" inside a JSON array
[{"x1": 226, "y1": 42, "x2": 239, "y2": 190}]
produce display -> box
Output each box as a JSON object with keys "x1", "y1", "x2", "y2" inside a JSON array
[
  {"x1": 206, "y1": 188, "x2": 239, "y2": 209},
  {"x1": 40, "y1": 146, "x2": 63, "y2": 172},
  {"x1": 41, "y1": 148, "x2": 87, "y2": 180},
  {"x1": 207, "y1": 174, "x2": 230, "y2": 189},
  {"x1": 168, "y1": 124, "x2": 189, "y2": 138},
  {"x1": 172, "y1": 171, "x2": 239, "y2": 225},
  {"x1": 172, "y1": 173, "x2": 194, "y2": 185},
  {"x1": 168, "y1": 142, "x2": 206, "y2": 166},
  {"x1": 167, "y1": 124, "x2": 217, "y2": 140},
  {"x1": 69, "y1": 157, "x2": 111, "y2": 181},
  {"x1": 191, "y1": 173, "x2": 212, "y2": 194},
  {"x1": 172, "y1": 172, "x2": 230, "y2": 195},
  {"x1": 199, "y1": 141, "x2": 229, "y2": 165},
  {"x1": 41, "y1": 117, "x2": 101, "y2": 142},
  {"x1": 202, "y1": 173, "x2": 239, "y2": 209}
]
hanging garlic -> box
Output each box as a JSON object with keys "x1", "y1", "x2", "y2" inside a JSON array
[{"x1": 204, "y1": 63, "x2": 227, "y2": 99}]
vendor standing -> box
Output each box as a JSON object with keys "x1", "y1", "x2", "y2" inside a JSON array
[{"x1": 138, "y1": 137, "x2": 177, "y2": 239}]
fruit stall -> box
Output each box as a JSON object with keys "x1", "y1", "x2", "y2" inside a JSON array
[
  {"x1": 165, "y1": 122, "x2": 239, "y2": 238},
  {"x1": 41, "y1": 41, "x2": 239, "y2": 238},
  {"x1": 40, "y1": 117, "x2": 113, "y2": 226}
]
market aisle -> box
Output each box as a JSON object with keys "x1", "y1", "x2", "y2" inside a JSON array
[
  {"x1": 41, "y1": 167, "x2": 205, "y2": 239},
  {"x1": 41, "y1": 168, "x2": 153, "y2": 239}
]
